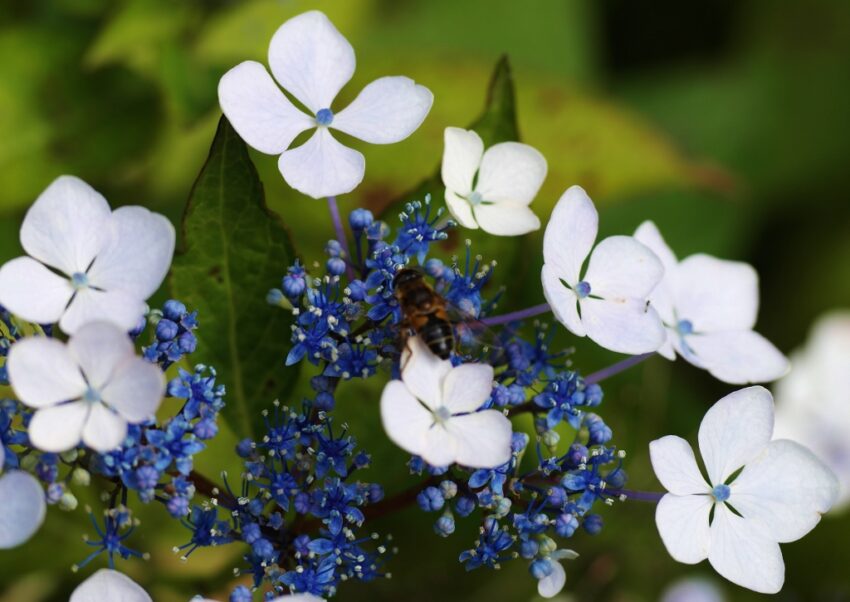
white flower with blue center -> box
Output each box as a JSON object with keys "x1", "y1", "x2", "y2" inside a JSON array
[
  {"x1": 0, "y1": 444, "x2": 46, "y2": 549},
  {"x1": 441, "y1": 127, "x2": 547, "y2": 235},
  {"x1": 634, "y1": 220, "x2": 789, "y2": 384},
  {"x1": 650, "y1": 386, "x2": 838, "y2": 594},
  {"x1": 7, "y1": 322, "x2": 166, "y2": 453},
  {"x1": 541, "y1": 185, "x2": 666, "y2": 354},
  {"x1": 0, "y1": 175, "x2": 175, "y2": 334},
  {"x1": 218, "y1": 10, "x2": 434, "y2": 200},
  {"x1": 380, "y1": 336, "x2": 512, "y2": 468},
  {"x1": 71, "y1": 569, "x2": 152, "y2": 602},
  {"x1": 773, "y1": 311, "x2": 850, "y2": 511}
]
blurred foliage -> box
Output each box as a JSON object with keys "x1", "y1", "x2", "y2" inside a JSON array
[{"x1": 1, "y1": 0, "x2": 849, "y2": 601}]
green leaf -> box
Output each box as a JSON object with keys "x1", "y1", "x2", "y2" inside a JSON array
[{"x1": 171, "y1": 116, "x2": 299, "y2": 440}]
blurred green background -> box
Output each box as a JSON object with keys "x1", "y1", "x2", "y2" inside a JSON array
[{"x1": 1, "y1": 0, "x2": 849, "y2": 600}]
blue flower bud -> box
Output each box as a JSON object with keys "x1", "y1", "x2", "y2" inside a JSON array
[
  {"x1": 347, "y1": 279, "x2": 368, "y2": 301},
  {"x1": 229, "y1": 586, "x2": 253, "y2": 602},
  {"x1": 282, "y1": 273, "x2": 307, "y2": 299},
  {"x1": 194, "y1": 418, "x2": 218, "y2": 440},
  {"x1": 440, "y1": 480, "x2": 458, "y2": 499},
  {"x1": 156, "y1": 318, "x2": 179, "y2": 341},
  {"x1": 236, "y1": 438, "x2": 254, "y2": 458},
  {"x1": 417, "y1": 486, "x2": 445, "y2": 512},
  {"x1": 520, "y1": 539, "x2": 539, "y2": 559},
  {"x1": 266, "y1": 288, "x2": 284, "y2": 305},
  {"x1": 325, "y1": 239, "x2": 344, "y2": 257},
  {"x1": 555, "y1": 513, "x2": 579, "y2": 538},
  {"x1": 163, "y1": 300, "x2": 187, "y2": 321},
  {"x1": 243, "y1": 522, "x2": 262, "y2": 544},
  {"x1": 135, "y1": 466, "x2": 159, "y2": 490},
  {"x1": 251, "y1": 538, "x2": 277, "y2": 562},
  {"x1": 349, "y1": 208, "x2": 374, "y2": 230},
  {"x1": 167, "y1": 495, "x2": 190, "y2": 517},
  {"x1": 606, "y1": 469, "x2": 627, "y2": 489},
  {"x1": 434, "y1": 514, "x2": 455, "y2": 537},
  {"x1": 583, "y1": 513, "x2": 603, "y2": 535},
  {"x1": 315, "y1": 391, "x2": 335, "y2": 411},
  {"x1": 327, "y1": 257, "x2": 347, "y2": 276},
  {"x1": 530, "y1": 558, "x2": 554, "y2": 580},
  {"x1": 455, "y1": 494, "x2": 476, "y2": 517},
  {"x1": 247, "y1": 498, "x2": 265, "y2": 516}
]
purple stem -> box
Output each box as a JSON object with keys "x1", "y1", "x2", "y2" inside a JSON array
[
  {"x1": 480, "y1": 302, "x2": 552, "y2": 326},
  {"x1": 585, "y1": 353, "x2": 654, "y2": 385},
  {"x1": 326, "y1": 196, "x2": 355, "y2": 281},
  {"x1": 610, "y1": 489, "x2": 665, "y2": 503}
]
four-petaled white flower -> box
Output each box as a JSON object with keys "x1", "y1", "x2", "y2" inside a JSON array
[
  {"x1": 7, "y1": 322, "x2": 166, "y2": 453},
  {"x1": 773, "y1": 311, "x2": 850, "y2": 511},
  {"x1": 219, "y1": 10, "x2": 433, "y2": 200},
  {"x1": 0, "y1": 175, "x2": 175, "y2": 334},
  {"x1": 650, "y1": 386, "x2": 838, "y2": 593},
  {"x1": 441, "y1": 127, "x2": 546, "y2": 235},
  {"x1": 0, "y1": 444, "x2": 46, "y2": 549},
  {"x1": 380, "y1": 336, "x2": 512, "y2": 468},
  {"x1": 541, "y1": 186, "x2": 666, "y2": 354},
  {"x1": 635, "y1": 221, "x2": 789, "y2": 384}
]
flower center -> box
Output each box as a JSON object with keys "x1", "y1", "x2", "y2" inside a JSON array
[
  {"x1": 315, "y1": 108, "x2": 334, "y2": 126},
  {"x1": 575, "y1": 281, "x2": 591, "y2": 299},
  {"x1": 467, "y1": 191, "x2": 483, "y2": 206},
  {"x1": 676, "y1": 319, "x2": 694, "y2": 336},
  {"x1": 712, "y1": 483, "x2": 731, "y2": 503},
  {"x1": 434, "y1": 406, "x2": 452, "y2": 424},
  {"x1": 83, "y1": 386, "x2": 102, "y2": 404},
  {"x1": 71, "y1": 272, "x2": 89, "y2": 291}
]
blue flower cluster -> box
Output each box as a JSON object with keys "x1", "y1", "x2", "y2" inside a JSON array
[
  {"x1": 275, "y1": 200, "x2": 627, "y2": 595},
  {"x1": 174, "y1": 376, "x2": 389, "y2": 600}
]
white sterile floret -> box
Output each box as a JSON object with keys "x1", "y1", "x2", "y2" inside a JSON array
[
  {"x1": 70, "y1": 569, "x2": 152, "y2": 602},
  {"x1": 649, "y1": 386, "x2": 838, "y2": 594},
  {"x1": 541, "y1": 186, "x2": 666, "y2": 354},
  {"x1": 218, "y1": 10, "x2": 433, "y2": 199},
  {"x1": 0, "y1": 175, "x2": 175, "y2": 334},
  {"x1": 380, "y1": 336, "x2": 512, "y2": 468},
  {"x1": 634, "y1": 220, "x2": 789, "y2": 384},
  {"x1": 537, "y1": 560, "x2": 566, "y2": 598},
  {"x1": 773, "y1": 311, "x2": 850, "y2": 511},
  {"x1": 441, "y1": 127, "x2": 546, "y2": 236},
  {"x1": 7, "y1": 322, "x2": 166, "y2": 453},
  {"x1": 0, "y1": 443, "x2": 46, "y2": 549},
  {"x1": 661, "y1": 578, "x2": 726, "y2": 602}
]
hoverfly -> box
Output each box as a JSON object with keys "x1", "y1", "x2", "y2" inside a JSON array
[{"x1": 392, "y1": 267, "x2": 454, "y2": 359}]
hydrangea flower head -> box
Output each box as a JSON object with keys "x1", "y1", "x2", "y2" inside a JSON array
[
  {"x1": 7, "y1": 322, "x2": 166, "y2": 453},
  {"x1": 541, "y1": 186, "x2": 666, "y2": 354},
  {"x1": 380, "y1": 336, "x2": 512, "y2": 468},
  {"x1": 441, "y1": 127, "x2": 546, "y2": 235},
  {"x1": 0, "y1": 176, "x2": 175, "y2": 334},
  {"x1": 219, "y1": 10, "x2": 433, "y2": 199},
  {"x1": 0, "y1": 443, "x2": 46, "y2": 549},
  {"x1": 649, "y1": 386, "x2": 838, "y2": 593},
  {"x1": 635, "y1": 220, "x2": 789, "y2": 383}
]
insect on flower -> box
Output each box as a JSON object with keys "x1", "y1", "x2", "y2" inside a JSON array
[{"x1": 393, "y1": 267, "x2": 455, "y2": 360}]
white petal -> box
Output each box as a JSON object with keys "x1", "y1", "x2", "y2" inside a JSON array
[
  {"x1": 7, "y1": 336, "x2": 86, "y2": 408},
  {"x1": 401, "y1": 335, "x2": 451, "y2": 411},
  {"x1": 657, "y1": 326, "x2": 677, "y2": 361},
  {"x1": 60, "y1": 288, "x2": 146, "y2": 335},
  {"x1": 708, "y1": 504, "x2": 784, "y2": 594},
  {"x1": 380, "y1": 380, "x2": 433, "y2": 458},
  {"x1": 218, "y1": 60, "x2": 313, "y2": 154},
  {"x1": 649, "y1": 435, "x2": 710, "y2": 495},
  {"x1": 333, "y1": 76, "x2": 433, "y2": 144},
  {"x1": 686, "y1": 330, "x2": 790, "y2": 385},
  {"x1": 267, "y1": 10, "x2": 354, "y2": 113},
  {"x1": 633, "y1": 220, "x2": 677, "y2": 324},
  {"x1": 698, "y1": 386, "x2": 774, "y2": 485},
  {"x1": 674, "y1": 255, "x2": 758, "y2": 332},
  {"x1": 660, "y1": 579, "x2": 725, "y2": 602},
  {"x1": 441, "y1": 127, "x2": 483, "y2": 196},
  {"x1": 730, "y1": 439, "x2": 838, "y2": 543},
  {"x1": 448, "y1": 410, "x2": 513, "y2": 468},
  {"x1": 0, "y1": 444, "x2": 4, "y2": 469},
  {"x1": 444, "y1": 190, "x2": 479, "y2": 229},
  {"x1": 541, "y1": 264, "x2": 585, "y2": 337},
  {"x1": 86, "y1": 206, "x2": 175, "y2": 300},
  {"x1": 278, "y1": 129, "x2": 365, "y2": 199},
  {"x1": 580, "y1": 297, "x2": 666, "y2": 355},
  {"x1": 70, "y1": 569, "x2": 152, "y2": 602},
  {"x1": 0, "y1": 471, "x2": 45, "y2": 548},
  {"x1": 655, "y1": 493, "x2": 712, "y2": 564},
  {"x1": 28, "y1": 401, "x2": 89, "y2": 452},
  {"x1": 442, "y1": 363, "x2": 494, "y2": 414},
  {"x1": 20, "y1": 175, "x2": 111, "y2": 275},
  {"x1": 473, "y1": 203, "x2": 541, "y2": 236},
  {"x1": 68, "y1": 321, "x2": 135, "y2": 390},
  {"x1": 542, "y1": 186, "x2": 598, "y2": 285},
  {"x1": 537, "y1": 560, "x2": 566, "y2": 598},
  {"x1": 0, "y1": 256, "x2": 73, "y2": 325},
  {"x1": 421, "y1": 425, "x2": 458, "y2": 467},
  {"x1": 476, "y1": 142, "x2": 547, "y2": 205},
  {"x1": 584, "y1": 235, "x2": 664, "y2": 300},
  {"x1": 101, "y1": 357, "x2": 165, "y2": 423},
  {"x1": 82, "y1": 404, "x2": 128, "y2": 452}
]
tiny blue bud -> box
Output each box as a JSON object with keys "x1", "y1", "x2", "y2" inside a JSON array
[
  {"x1": 440, "y1": 480, "x2": 458, "y2": 499},
  {"x1": 327, "y1": 257, "x2": 346, "y2": 276},
  {"x1": 712, "y1": 483, "x2": 731, "y2": 503},
  {"x1": 349, "y1": 208, "x2": 374, "y2": 231},
  {"x1": 236, "y1": 438, "x2": 254, "y2": 458},
  {"x1": 417, "y1": 486, "x2": 445, "y2": 512},
  {"x1": 520, "y1": 539, "x2": 539, "y2": 559},
  {"x1": 155, "y1": 318, "x2": 179, "y2": 341},
  {"x1": 583, "y1": 513, "x2": 603, "y2": 535},
  {"x1": 229, "y1": 586, "x2": 253, "y2": 602},
  {"x1": 530, "y1": 558, "x2": 554, "y2": 580},
  {"x1": 575, "y1": 280, "x2": 591, "y2": 299},
  {"x1": 315, "y1": 391, "x2": 335, "y2": 411},
  {"x1": 315, "y1": 107, "x2": 334, "y2": 126},
  {"x1": 163, "y1": 300, "x2": 187, "y2": 321},
  {"x1": 434, "y1": 514, "x2": 455, "y2": 537},
  {"x1": 677, "y1": 319, "x2": 694, "y2": 336},
  {"x1": 347, "y1": 279, "x2": 368, "y2": 301},
  {"x1": 266, "y1": 288, "x2": 284, "y2": 305}
]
